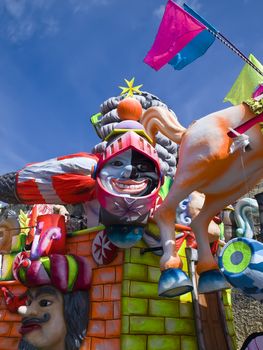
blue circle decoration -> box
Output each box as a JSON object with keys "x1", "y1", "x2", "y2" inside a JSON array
[
  {"x1": 231, "y1": 251, "x2": 243, "y2": 265},
  {"x1": 106, "y1": 225, "x2": 143, "y2": 248}
]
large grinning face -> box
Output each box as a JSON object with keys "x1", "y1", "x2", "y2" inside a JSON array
[{"x1": 99, "y1": 149, "x2": 159, "y2": 197}]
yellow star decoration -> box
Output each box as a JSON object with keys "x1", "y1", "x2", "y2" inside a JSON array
[{"x1": 119, "y1": 78, "x2": 143, "y2": 97}]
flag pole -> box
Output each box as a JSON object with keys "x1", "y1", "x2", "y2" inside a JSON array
[
  {"x1": 207, "y1": 28, "x2": 263, "y2": 77},
  {"x1": 182, "y1": 3, "x2": 263, "y2": 77}
]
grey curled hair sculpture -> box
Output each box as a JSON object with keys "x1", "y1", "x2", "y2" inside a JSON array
[{"x1": 92, "y1": 91, "x2": 178, "y2": 177}]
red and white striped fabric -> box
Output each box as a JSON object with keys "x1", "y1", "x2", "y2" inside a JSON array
[{"x1": 16, "y1": 153, "x2": 99, "y2": 204}]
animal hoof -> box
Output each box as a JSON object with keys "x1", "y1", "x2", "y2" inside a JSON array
[
  {"x1": 198, "y1": 269, "x2": 231, "y2": 294},
  {"x1": 158, "y1": 268, "x2": 193, "y2": 297}
]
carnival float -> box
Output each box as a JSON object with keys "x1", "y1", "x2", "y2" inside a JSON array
[{"x1": 0, "y1": 1, "x2": 263, "y2": 350}]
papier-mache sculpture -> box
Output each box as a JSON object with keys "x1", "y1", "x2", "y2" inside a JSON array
[
  {"x1": 0, "y1": 84, "x2": 218, "y2": 297},
  {"x1": 2, "y1": 213, "x2": 92, "y2": 350},
  {"x1": 3, "y1": 78, "x2": 263, "y2": 350},
  {"x1": 15, "y1": 253, "x2": 91, "y2": 350},
  {"x1": 0, "y1": 82, "x2": 183, "y2": 298},
  {"x1": 139, "y1": 92, "x2": 263, "y2": 295},
  {"x1": 0, "y1": 79, "x2": 262, "y2": 298}
]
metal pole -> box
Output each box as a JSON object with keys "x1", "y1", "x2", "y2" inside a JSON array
[
  {"x1": 186, "y1": 248, "x2": 206, "y2": 350},
  {"x1": 207, "y1": 29, "x2": 263, "y2": 77},
  {"x1": 254, "y1": 192, "x2": 263, "y2": 242},
  {"x1": 182, "y1": 3, "x2": 263, "y2": 77},
  {"x1": 216, "y1": 291, "x2": 234, "y2": 350}
]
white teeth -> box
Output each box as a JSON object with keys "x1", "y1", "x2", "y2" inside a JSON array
[{"x1": 117, "y1": 183, "x2": 144, "y2": 189}]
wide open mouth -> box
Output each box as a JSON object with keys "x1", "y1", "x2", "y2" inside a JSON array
[{"x1": 110, "y1": 178, "x2": 148, "y2": 195}]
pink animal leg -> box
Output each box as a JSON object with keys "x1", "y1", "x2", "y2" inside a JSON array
[
  {"x1": 155, "y1": 187, "x2": 196, "y2": 297},
  {"x1": 156, "y1": 206, "x2": 181, "y2": 270},
  {"x1": 155, "y1": 184, "x2": 196, "y2": 271},
  {"x1": 190, "y1": 195, "x2": 237, "y2": 293},
  {"x1": 191, "y1": 199, "x2": 219, "y2": 275}
]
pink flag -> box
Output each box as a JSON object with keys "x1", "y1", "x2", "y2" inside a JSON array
[{"x1": 144, "y1": 0, "x2": 207, "y2": 71}]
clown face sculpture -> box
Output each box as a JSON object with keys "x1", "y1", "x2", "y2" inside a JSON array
[
  {"x1": 99, "y1": 149, "x2": 159, "y2": 197},
  {"x1": 96, "y1": 124, "x2": 163, "y2": 226}
]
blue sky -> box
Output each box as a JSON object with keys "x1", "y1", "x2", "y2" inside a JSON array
[{"x1": 0, "y1": 0, "x2": 262, "y2": 174}]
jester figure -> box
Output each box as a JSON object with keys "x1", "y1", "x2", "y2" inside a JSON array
[
  {"x1": 0, "y1": 82, "x2": 223, "y2": 296},
  {"x1": 3, "y1": 252, "x2": 92, "y2": 350}
]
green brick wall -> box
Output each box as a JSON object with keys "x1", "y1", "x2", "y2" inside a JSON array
[
  {"x1": 121, "y1": 240, "x2": 198, "y2": 350},
  {"x1": 222, "y1": 289, "x2": 237, "y2": 349}
]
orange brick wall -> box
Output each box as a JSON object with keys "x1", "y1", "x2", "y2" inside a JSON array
[
  {"x1": 68, "y1": 233, "x2": 124, "y2": 350},
  {"x1": 0, "y1": 282, "x2": 26, "y2": 350},
  {"x1": 0, "y1": 232, "x2": 124, "y2": 350}
]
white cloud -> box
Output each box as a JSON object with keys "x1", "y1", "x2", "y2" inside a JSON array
[
  {"x1": 0, "y1": 149, "x2": 29, "y2": 173},
  {"x1": 153, "y1": 5, "x2": 165, "y2": 19},
  {"x1": 178, "y1": 0, "x2": 202, "y2": 11},
  {"x1": 4, "y1": 0, "x2": 26, "y2": 18},
  {"x1": 0, "y1": 123, "x2": 33, "y2": 173},
  {"x1": 69, "y1": 0, "x2": 110, "y2": 13},
  {"x1": 0, "y1": 0, "x2": 110, "y2": 42},
  {"x1": 42, "y1": 17, "x2": 59, "y2": 36},
  {"x1": 32, "y1": 0, "x2": 54, "y2": 10},
  {"x1": 153, "y1": 0, "x2": 202, "y2": 18},
  {"x1": 175, "y1": 0, "x2": 185, "y2": 7},
  {"x1": 6, "y1": 19, "x2": 35, "y2": 42},
  {"x1": 1, "y1": 0, "x2": 58, "y2": 42}
]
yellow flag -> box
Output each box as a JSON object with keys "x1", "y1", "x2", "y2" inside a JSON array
[{"x1": 224, "y1": 54, "x2": 263, "y2": 105}]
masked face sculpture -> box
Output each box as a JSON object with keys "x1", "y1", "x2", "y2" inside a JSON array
[
  {"x1": 96, "y1": 125, "x2": 162, "y2": 225},
  {"x1": 99, "y1": 149, "x2": 159, "y2": 197}
]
